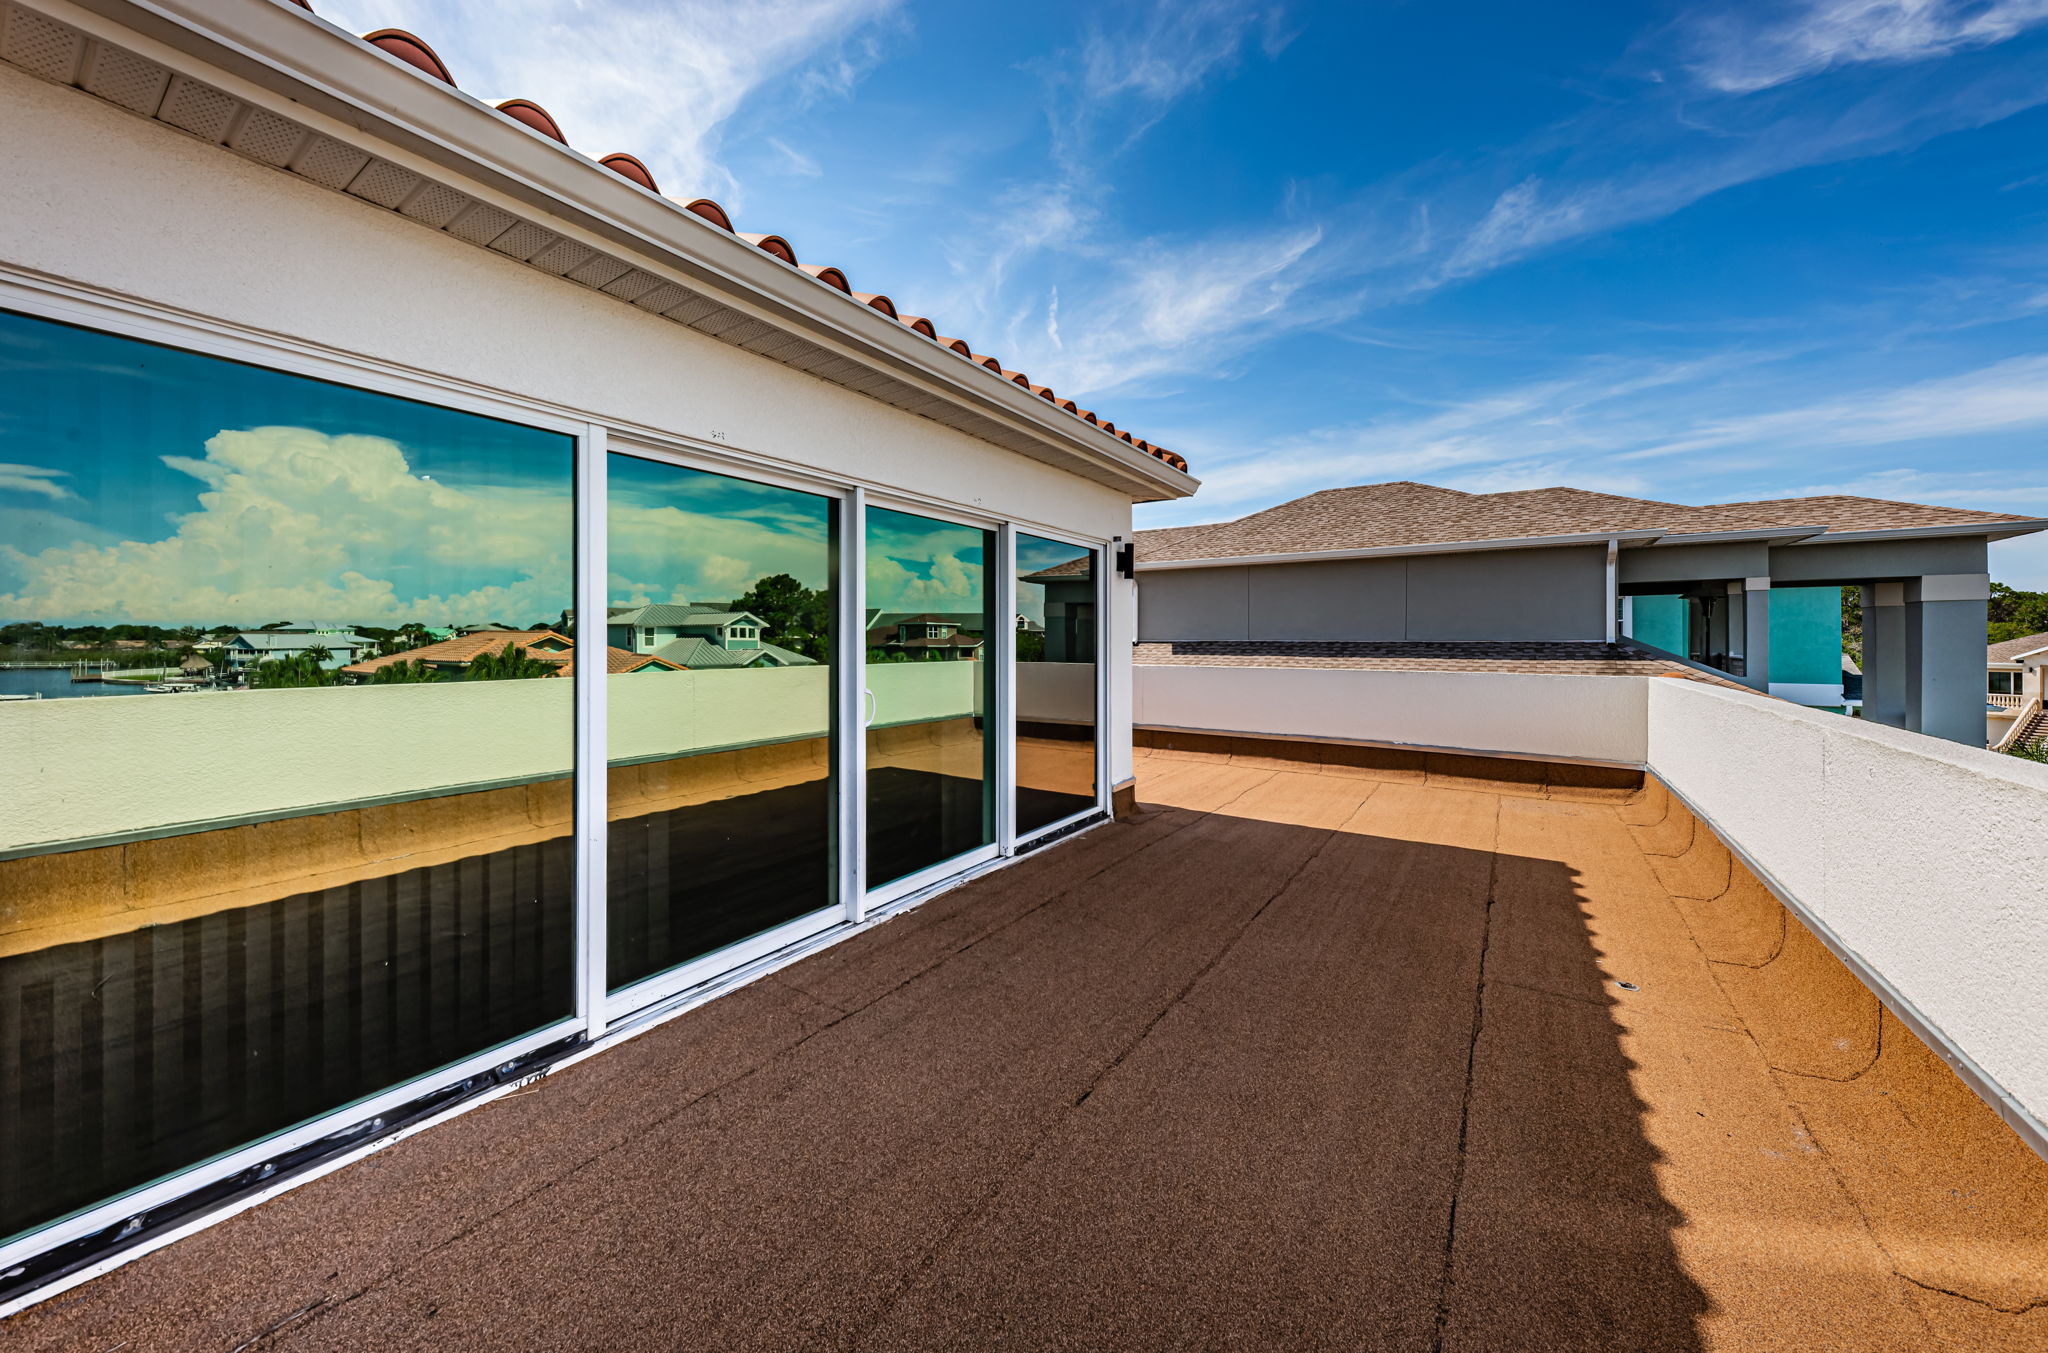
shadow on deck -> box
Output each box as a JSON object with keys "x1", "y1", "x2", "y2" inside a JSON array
[{"x1": 7, "y1": 750, "x2": 2044, "y2": 1351}]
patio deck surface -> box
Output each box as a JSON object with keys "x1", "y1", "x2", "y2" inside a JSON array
[{"x1": 9, "y1": 748, "x2": 2046, "y2": 1352}]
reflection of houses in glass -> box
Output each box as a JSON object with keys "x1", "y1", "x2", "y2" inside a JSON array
[
  {"x1": 338, "y1": 629, "x2": 679, "y2": 680},
  {"x1": 865, "y1": 611, "x2": 987, "y2": 659},
  {"x1": 224, "y1": 627, "x2": 374, "y2": 670},
  {"x1": 606, "y1": 604, "x2": 819, "y2": 669},
  {"x1": 1019, "y1": 558, "x2": 1097, "y2": 663}
]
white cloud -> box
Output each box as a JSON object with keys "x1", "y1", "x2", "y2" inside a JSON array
[
  {"x1": 0, "y1": 427, "x2": 573, "y2": 626},
  {"x1": 0, "y1": 463, "x2": 75, "y2": 501},
  {"x1": 313, "y1": 0, "x2": 900, "y2": 206},
  {"x1": 1687, "y1": 0, "x2": 2048, "y2": 95},
  {"x1": 1618, "y1": 352, "x2": 2048, "y2": 459}
]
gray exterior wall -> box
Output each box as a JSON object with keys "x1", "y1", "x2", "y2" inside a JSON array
[{"x1": 1138, "y1": 544, "x2": 1608, "y2": 643}]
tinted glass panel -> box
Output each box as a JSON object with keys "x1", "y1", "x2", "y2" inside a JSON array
[
  {"x1": 605, "y1": 454, "x2": 836, "y2": 991},
  {"x1": 1015, "y1": 535, "x2": 1099, "y2": 833},
  {"x1": 0, "y1": 310, "x2": 575, "y2": 1243},
  {"x1": 864, "y1": 507, "x2": 994, "y2": 887}
]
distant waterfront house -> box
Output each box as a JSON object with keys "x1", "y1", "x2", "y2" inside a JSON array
[
  {"x1": 339, "y1": 630, "x2": 678, "y2": 681},
  {"x1": 223, "y1": 630, "x2": 370, "y2": 670},
  {"x1": 605, "y1": 603, "x2": 818, "y2": 669},
  {"x1": 865, "y1": 611, "x2": 986, "y2": 659},
  {"x1": 1986, "y1": 630, "x2": 2048, "y2": 750}
]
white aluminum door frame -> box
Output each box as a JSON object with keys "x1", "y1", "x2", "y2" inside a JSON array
[
  {"x1": 595, "y1": 438, "x2": 849, "y2": 1025},
  {"x1": 859, "y1": 494, "x2": 1005, "y2": 911},
  {"x1": 1011, "y1": 528, "x2": 1113, "y2": 849}
]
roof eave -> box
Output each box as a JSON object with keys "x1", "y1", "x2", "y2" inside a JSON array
[
  {"x1": 1137, "y1": 528, "x2": 1668, "y2": 571},
  {"x1": 1779, "y1": 519, "x2": 2048, "y2": 545},
  {"x1": 74, "y1": 0, "x2": 1194, "y2": 503},
  {"x1": 1646, "y1": 525, "x2": 1829, "y2": 547}
]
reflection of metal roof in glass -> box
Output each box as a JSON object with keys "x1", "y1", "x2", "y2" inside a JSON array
[
  {"x1": 1020, "y1": 557, "x2": 1093, "y2": 581},
  {"x1": 231, "y1": 631, "x2": 369, "y2": 651},
  {"x1": 651, "y1": 636, "x2": 816, "y2": 668},
  {"x1": 608, "y1": 603, "x2": 750, "y2": 626}
]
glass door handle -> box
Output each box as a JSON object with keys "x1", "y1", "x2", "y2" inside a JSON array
[{"x1": 864, "y1": 688, "x2": 876, "y2": 727}]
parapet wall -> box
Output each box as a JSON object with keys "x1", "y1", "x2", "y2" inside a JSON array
[
  {"x1": 1132, "y1": 662, "x2": 2048, "y2": 1152},
  {"x1": 1645, "y1": 678, "x2": 2048, "y2": 1153}
]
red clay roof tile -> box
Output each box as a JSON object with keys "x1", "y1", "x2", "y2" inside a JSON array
[{"x1": 332, "y1": 16, "x2": 1188, "y2": 475}]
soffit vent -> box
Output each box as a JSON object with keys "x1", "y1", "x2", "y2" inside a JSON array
[
  {"x1": 0, "y1": 0, "x2": 1183, "y2": 499},
  {"x1": 158, "y1": 76, "x2": 238, "y2": 141}
]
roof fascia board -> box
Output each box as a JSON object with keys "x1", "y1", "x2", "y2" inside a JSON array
[
  {"x1": 1648, "y1": 525, "x2": 1828, "y2": 546},
  {"x1": 51, "y1": 0, "x2": 1194, "y2": 501},
  {"x1": 1779, "y1": 519, "x2": 2048, "y2": 545},
  {"x1": 1137, "y1": 528, "x2": 1669, "y2": 571}
]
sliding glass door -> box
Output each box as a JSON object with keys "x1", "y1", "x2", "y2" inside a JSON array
[
  {"x1": 862, "y1": 506, "x2": 996, "y2": 892},
  {"x1": 0, "y1": 300, "x2": 1112, "y2": 1272},
  {"x1": 1014, "y1": 535, "x2": 1102, "y2": 837},
  {"x1": 604, "y1": 451, "x2": 840, "y2": 999}
]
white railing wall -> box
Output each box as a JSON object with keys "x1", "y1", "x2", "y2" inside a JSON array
[
  {"x1": 1133, "y1": 664, "x2": 1650, "y2": 765},
  {"x1": 1645, "y1": 679, "x2": 2048, "y2": 1143}
]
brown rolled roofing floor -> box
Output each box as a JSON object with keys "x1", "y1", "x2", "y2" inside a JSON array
[{"x1": 9, "y1": 749, "x2": 2047, "y2": 1352}]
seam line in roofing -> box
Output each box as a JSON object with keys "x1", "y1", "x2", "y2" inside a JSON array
[{"x1": 28, "y1": 0, "x2": 1192, "y2": 496}]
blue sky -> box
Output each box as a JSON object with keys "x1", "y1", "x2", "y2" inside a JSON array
[{"x1": 318, "y1": 0, "x2": 2048, "y2": 586}]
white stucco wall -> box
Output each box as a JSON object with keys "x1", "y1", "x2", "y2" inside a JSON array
[
  {"x1": 1133, "y1": 666, "x2": 1650, "y2": 765},
  {"x1": 0, "y1": 60, "x2": 1141, "y2": 803},
  {"x1": 1645, "y1": 679, "x2": 2048, "y2": 1131}
]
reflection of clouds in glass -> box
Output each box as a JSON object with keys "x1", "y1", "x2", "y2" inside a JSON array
[
  {"x1": 867, "y1": 507, "x2": 987, "y2": 614},
  {"x1": 606, "y1": 455, "x2": 831, "y2": 606},
  {"x1": 0, "y1": 426, "x2": 572, "y2": 625}
]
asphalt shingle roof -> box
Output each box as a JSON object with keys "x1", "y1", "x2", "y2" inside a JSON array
[
  {"x1": 1987, "y1": 632, "x2": 2048, "y2": 662},
  {"x1": 1138, "y1": 482, "x2": 2041, "y2": 563}
]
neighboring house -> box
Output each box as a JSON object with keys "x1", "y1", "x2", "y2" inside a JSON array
[
  {"x1": 1624, "y1": 587, "x2": 1847, "y2": 708},
  {"x1": 223, "y1": 630, "x2": 371, "y2": 670},
  {"x1": 1136, "y1": 480, "x2": 2047, "y2": 745},
  {"x1": 606, "y1": 603, "x2": 818, "y2": 669},
  {"x1": 339, "y1": 629, "x2": 679, "y2": 680},
  {"x1": 865, "y1": 611, "x2": 986, "y2": 659},
  {"x1": 1986, "y1": 630, "x2": 2048, "y2": 750}
]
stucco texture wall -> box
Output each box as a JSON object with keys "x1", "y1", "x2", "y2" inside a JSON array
[{"x1": 1646, "y1": 679, "x2": 2048, "y2": 1137}]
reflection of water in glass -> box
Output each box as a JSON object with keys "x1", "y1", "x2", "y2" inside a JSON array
[{"x1": 0, "y1": 668, "x2": 154, "y2": 699}]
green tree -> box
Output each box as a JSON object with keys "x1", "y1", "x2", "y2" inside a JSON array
[
  {"x1": 369, "y1": 658, "x2": 444, "y2": 684},
  {"x1": 246, "y1": 653, "x2": 335, "y2": 688},
  {"x1": 466, "y1": 641, "x2": 557, "y2": 681},
  {"x1": 730, "y1": 574, "x2": 831, "y2": 661},
  {"x1": 1988, "y1": 582, "x2": 2048, "y2": 645}
]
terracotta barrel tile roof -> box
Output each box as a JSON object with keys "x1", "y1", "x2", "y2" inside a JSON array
[{"x1": 290, "y1": 9, "x2": 1192, "y2": 475}]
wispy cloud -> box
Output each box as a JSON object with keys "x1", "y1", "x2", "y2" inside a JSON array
[
  {"x1": 314, "y1": 0, "x2": 901, "y2": 205},
  {"x1": 1684, "y1": 0, "x2": 2048, "y2": 95},
  {"x1": 1619, "y1": 351, "x2": 2048, "y2": 459},
  {"x1": 1139, "y1": 345, "x2": 2048, "y2": 528},
  {"x1": 0, "y1": 463, "x2": 74, "y2": 501}
]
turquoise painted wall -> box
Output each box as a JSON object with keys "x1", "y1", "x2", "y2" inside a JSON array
[
  {"x1": 1628, "y1": 595, "x2": 1688, "y2": 655},
  {"x1": 1627, "y1": 587, "x2": 1841, "y2": 687},
  {"x1": 1769, "y1": 586, "x2": 1844, "y2": 686}
]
